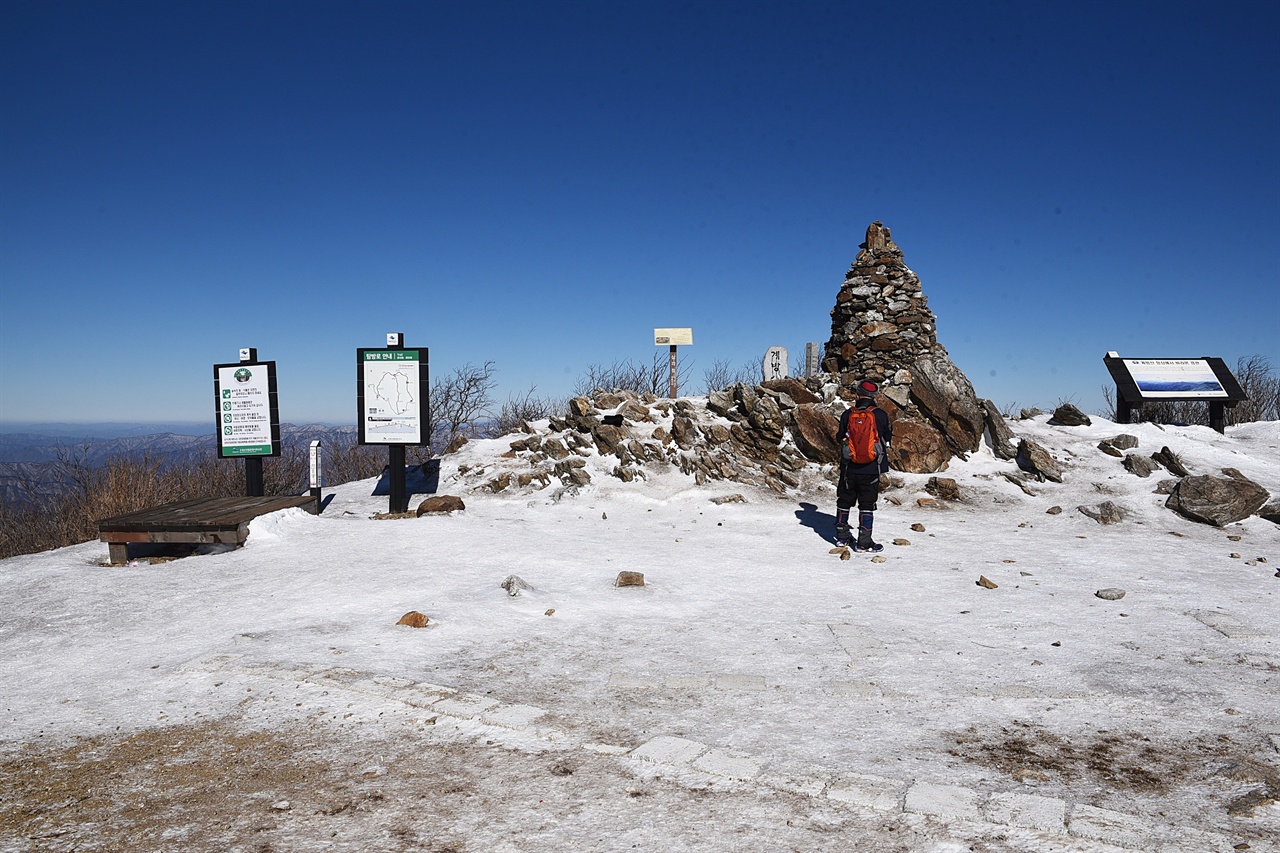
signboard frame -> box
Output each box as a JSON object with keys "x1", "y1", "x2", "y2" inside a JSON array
[
  {"x1": 1103, "y1": 354, "x2": 1247, "y2": 433},
  {"x1": 212, "y1": 360, "x2": 281, "y2": 459},
  {"x1": 356, "y1": 347, "x2": 430, "y2": 446}
]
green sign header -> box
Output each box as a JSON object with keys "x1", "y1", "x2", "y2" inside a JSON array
[{"x1": 364, "y1": 350, "x2": 419, "y2": 362}]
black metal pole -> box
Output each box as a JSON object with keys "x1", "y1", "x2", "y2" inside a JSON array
[
  {"x1": 390, "y1": 445, "x2": 407, "y2": 513},
  {"x1": 245, "y1": 457, "x2": 264, "y2": 497}
]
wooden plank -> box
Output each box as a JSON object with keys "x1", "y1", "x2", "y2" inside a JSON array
[{"x1": 98, "y1": 495, "x2": 316, "y2": 533}]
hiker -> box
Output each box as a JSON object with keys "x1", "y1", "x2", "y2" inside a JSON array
[{"x1": 835, "y1": 379, "x2": 892, "y2": 551}]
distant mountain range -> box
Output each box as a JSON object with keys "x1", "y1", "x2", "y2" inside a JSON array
[{"x1": 0, "y1": 423, "x2": 358, "y2": 505}]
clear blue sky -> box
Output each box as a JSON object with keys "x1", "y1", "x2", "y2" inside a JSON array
[{"x1": 2, "y1": 0, "x2": 1277, "y2": 426}]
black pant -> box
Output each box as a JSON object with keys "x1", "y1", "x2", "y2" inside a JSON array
[{"x1": 837, "y1": 464, "x2": 880, "y2": 512}]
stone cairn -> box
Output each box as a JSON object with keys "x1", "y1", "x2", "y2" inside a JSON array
[{"x1": 822, "y1": 221, "x2": 997, "y2": 472}]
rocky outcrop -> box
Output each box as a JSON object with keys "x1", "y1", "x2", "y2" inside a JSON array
[
  {"x1": 823, "y1": 221, "x2": 987, "y2": 470},
  {"x1": 1166, "y1": 473, "x2": 1270, "y2": 527}
]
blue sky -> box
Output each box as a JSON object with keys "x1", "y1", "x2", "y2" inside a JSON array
[{"x1": 2, "y1": 0, "x2": 1276, "y2": 427}]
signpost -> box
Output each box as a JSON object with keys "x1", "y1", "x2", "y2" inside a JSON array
[
  {"x1": 805, "y1": 342, "x2": 820, "y2": 378},
  {"x1": 357, "y1": 333, "x2": 429, "y2": 513},
  {"x1": 762, "y1": 346, "x2": 788, "y2": 382},
  {"x1": 309, "y1": 439, "x2": 323, "y2": 507},
  {"x1": 654, "y1": 327, "x2": 692, "y2": 398},
  {"x1": 213, "y1": 347, "x2": 281, "y2": 497},
  {"x1": 1103, "y1": 353, "x2": 1247, "y2": 434}
]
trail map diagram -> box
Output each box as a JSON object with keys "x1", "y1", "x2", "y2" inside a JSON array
[{"x1": 371, "y1": 370, "x2": 415, "y2": 415}]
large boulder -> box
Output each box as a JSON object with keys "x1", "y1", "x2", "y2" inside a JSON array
[
  {"x1": 909, "y1": 355, "x2": 985, "y2": 455},
  {"x1": 788, "y1": 404, "x2": 841, "y2": 464},
  {"x1": 1165, "y1": 473, "x2": 1270, "y2": 527},
  {"x1": 888, "y1": 419, "x2": 950, "y2": 474}
]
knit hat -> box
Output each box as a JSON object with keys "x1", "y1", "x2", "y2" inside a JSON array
[{"x1": 855, "y1": 380, "x2": 879, "y2": 398}]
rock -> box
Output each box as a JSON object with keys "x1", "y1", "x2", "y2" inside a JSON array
[
  {"x1": 1020, "y1": 408, "x2": 1044, "y2": 420},
  {"x1": 545, "y1": 609, "x2": 555, "y2": 616},
  {"x1": 977, "y1": 576, "x2": 998, "y2": 589},
  {"x1": 870, "y1": 554, "x2": 887, "y2": 563},
  {"x1": 840, "y1": 549, "x2": 852, "y2": 561},
  {"x1": 1166, "y1": 474, "x2": 1270, "y2": 527},
  {"x1": 542, "y1": 437, "x2": 570, "y2": 459},
  {"x1": 710, "y1": 494, "x2": 746, "y2": 504},
  {"x1": 1123, "y1": 453, "x2": 1159, "y2": 478},
  {"x1": 1111, "y1": 434, "x2": 1139, "y2": 450},
  {"x1": 1258, "y1": 501, "x2": 1280, "y2": 525},
  {"x1": 892, "y1": 538, "x2": 911, "y2": 546},
  {"x1": 1152, "y1": 446, "x2": 1190, "y2": 477},
  {"x1": 910, "y1": 523, "x2": 926, "y2": 532},
  {"x1": 788, "y1": 404, "x2": 841, "y2": 464},
  {"x1": 271, "y1": 800, "x2": 292, "y2": 811},
  {"x1": 761, "y1": 378, "x2": 820, "y2": 405},
  {"x1": 1017, "y1": 438, "x2": 1063, "y2": 483},
  {"x1": 615, "y1": 571, "x2": 645, "y2": 587},
  {"x1": 1046, "y1": 505, "x2": 1063, "y2": 515},
  {"x1": 1095, "y1": 588, "x2": 1126, "y2": 601},
  {"x1": 916, "y1": 497, "x2": 941, "y2": 508},
  {"x1": 1001, "y1": 471, "x2": 1038, "y2": 496},
  {"x1": 909, "y1": 355, "x2": 985, "y2": 454},
  {"x1": 443, "y1": 434, "x2": 469, "y2": 454},
  {"x1": 417, "y1": 495, "x2": 465, "y2": 515},
  {"x1": 889, "y1": 419, "x2": 950, "y2": 474},
  {"x1": 980, "y1": 399, "x2": 1018, "y2": 460},
  {"x1": 500, "y1": 575, "x2": 532, "y2": 597},
  {"x1": 591, "y1": 423, "x2": 628, "y2": 456},
  {"x1": 1153, "y1": 479, "x2": 1179, "y2": 495},
  {"x1": 1097, "y1": 440, "x2": 1124, "y2": 458},
  {"x1": 925, "y1": 476, "x2": 961, "y2": 501},
  {"x1": 1078, "y1": 501, "x2": 1126, "y2": 525},
  {"x1": 707, "y1": 388, "x2": 736, "y2": 417},
  {"x1": 1049, "y1": 403, "x2": 1092, "y2": 426},
  {"x1": 671, "y1": 416, "x2": 697, "y2": 450},
  {"x1": 396, "y1": 611, "x2": 429, "y2": 628}
]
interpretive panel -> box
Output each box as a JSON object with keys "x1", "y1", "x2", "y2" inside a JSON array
[
  {"x1": 213, "y1": 361, "x2": 281, "y2": 457},
  {"x1": 357, "y1": 348, "x2": 429, "y2": 445},
  {"x1": 1120, "y1": 358, "x2": 1228, "y2": 399}
]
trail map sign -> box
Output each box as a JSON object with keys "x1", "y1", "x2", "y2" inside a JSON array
[
  {"x1": 654, "y1": 327, "x2": 692, "y2": 397},
  {"x1": 1103, "y1": 353, "x2": 1247, "y2": 433},
  {"x1": 213, "y1": 360, "x2": 280, "y2": 458},
  {"x1": 357, "y1": 347, "x2": 429, "y2": 445}
]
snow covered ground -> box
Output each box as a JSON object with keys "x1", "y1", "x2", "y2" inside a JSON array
[{"x1": 2, "y1": 411, "x2": 1278, "y2": 852}]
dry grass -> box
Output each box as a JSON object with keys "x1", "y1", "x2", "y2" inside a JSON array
[{"x1": 0, "y1": 443, "x2": 385, "y2": 560}]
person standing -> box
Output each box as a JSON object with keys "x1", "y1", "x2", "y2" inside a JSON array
[{"x1": 835, "y1": 379, "x2": 892, "y2": 552}]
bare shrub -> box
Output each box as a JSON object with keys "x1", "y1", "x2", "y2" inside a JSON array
[
  {"x1": 487, "y1": 386, "x2": 565, "y2": 437},
  {"x1": 702, "y1": 359, "x2": 762, "y2": 394},
  {"x1": 574, "y1": 353, "x2": 693, "y2": 398},
  {"x1": 427, "y1": 361, "x2": 498, "y2": 453}
]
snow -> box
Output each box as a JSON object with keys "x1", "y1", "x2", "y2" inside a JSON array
[{"x1": 2, "y1": 412, "x2": 1279, "y2": 852}]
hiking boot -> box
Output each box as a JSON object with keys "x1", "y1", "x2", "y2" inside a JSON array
[
  {"x1": 834, "y1": 525, "x2": 852, "y2": 547},
  {"x1": 852, "y1": 539, "x2": 884, "y2": 553}
]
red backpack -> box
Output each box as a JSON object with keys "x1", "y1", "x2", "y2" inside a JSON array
[{"x1": 845, "y1": 408, "x2": 881, "y2": 465}]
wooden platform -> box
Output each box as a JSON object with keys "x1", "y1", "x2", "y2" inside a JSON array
[{"x1": 98, "y1": 495, "x2": 318, "y2": 564}]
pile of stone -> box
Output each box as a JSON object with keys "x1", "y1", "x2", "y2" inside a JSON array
[
  {"x1": 822, "y1": 221, "x2": 1008, "y2": 472},
  {"x1": 462, "y1": 381, "x2": 840, "y2": 496}
]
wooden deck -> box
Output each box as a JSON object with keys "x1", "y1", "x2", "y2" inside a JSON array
[{"x1": 98, "y1": 495, "x2": 318, "y2": 564}]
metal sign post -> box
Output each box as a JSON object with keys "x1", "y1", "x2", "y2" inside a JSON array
[
  {"x1": 213, "y1": 346, "x2": 281, "y2": 497},
  {"x1": 357, "y1": 332, "x2": 429, "y2": 514},
  {"x1": 654, "y1": 328, "x2": 692, "y2": 398}
]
